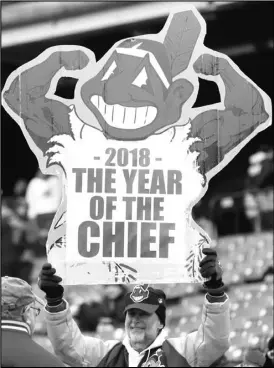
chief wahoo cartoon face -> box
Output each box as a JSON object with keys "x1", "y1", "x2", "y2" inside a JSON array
[
  {"x1": 80, "y1": 12, "x2": 200, "y2": 141},
  {"x1": 130, "y1": 284, "x2": 149, "y2": 303}
]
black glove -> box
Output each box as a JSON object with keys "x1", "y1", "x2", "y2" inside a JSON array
[
  {"x1": 38, "y1": 263, "x2": 64, "y2": 306},
  {"x1": 199, "y1": 248, "x2": 224, "y2": 296}
]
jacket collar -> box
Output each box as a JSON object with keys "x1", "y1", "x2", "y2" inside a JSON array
[{"x1": 1, "y1": 319, "x2": 31, "y2": 335}]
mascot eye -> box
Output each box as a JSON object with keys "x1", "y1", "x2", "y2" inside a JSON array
[
  {"x1": 132, "y1": 67, "x2": 148, "y2": 88},
  {"x1": 102, "y1": 61, "x2": 117, "y2": 81}
]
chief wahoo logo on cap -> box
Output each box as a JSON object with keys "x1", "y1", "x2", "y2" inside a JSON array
[{"x1": 130, "y1": 284, "x2": 149, "y2": 303}]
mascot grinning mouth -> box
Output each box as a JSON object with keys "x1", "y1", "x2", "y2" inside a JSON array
[
  {"x1": 90, "y1": 95, "x2": 157, "y2": 129},
  {"x1": 132, "y1": 295, "x2": 144, "y2": 302}
]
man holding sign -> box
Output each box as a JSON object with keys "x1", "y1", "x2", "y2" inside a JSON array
[{"x1": 38, "y1": 248, "x2": 230, "y2": 367}]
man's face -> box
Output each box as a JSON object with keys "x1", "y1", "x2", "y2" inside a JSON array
[{"x1": 125, "y1": 308, "x2": 163, "y2": 352}]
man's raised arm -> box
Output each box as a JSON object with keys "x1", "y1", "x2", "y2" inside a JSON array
[
  {"x1": 168, "y1": 248, "x2": 230, "y2": 367},
  {"x1": 38, "y1": 263, "x2": 117, "y2": 367}
]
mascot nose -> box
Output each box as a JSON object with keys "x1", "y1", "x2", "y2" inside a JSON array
[{"x1": 103, "y1": 79, "x2": 132, "y2": 105}]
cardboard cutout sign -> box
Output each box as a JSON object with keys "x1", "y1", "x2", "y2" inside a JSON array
[{"x1": 2, "y1": 5, "x2": 271, "y2": 284}]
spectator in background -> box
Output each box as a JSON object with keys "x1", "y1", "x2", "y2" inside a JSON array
[
  {"x1": 13, "y1": 178, "x2": 28, "y2": 224},
  {"x1": 13, "y1": 178, "x2": 29, "y2": 231},
  {"x1": 1, "y1": 197, "x2": 33, "y2": 282},
  {"x1": 104, "y1": 285, "x2": 128, "y2": 326},
  {"x1": 264, "y1": 336, "x2": 274, "y2": 367},
  {"x1": 14, "y1": 178, "x2": 28, "y2": 198},
  {"x1": 25, "y1": 168, "x2": 62, "y2": 256},
  {"x1": 246, "y1": 146, "x2": 273, "y2": 189},
  {"x1": 1, "y1": 179, "x2": 41, "y2": 283},
  {"x1": 1, "y1": 276, "x2": 65, "y2": 367},
  {"x1": 1, "y1": 199, "x2": 21, "y2": 278},
  {"x1": 75, "y1": 285, "x2": 128, "y2": 332},
  {"x1": 12, "y1": 178, "x2": 36, "y2": 282},
  {"x1": 26, "y1": 168, "x2": 62, "y2": 224},
  {"x1": 244, "y1": 146, "x2": 273, "y2": 232}
]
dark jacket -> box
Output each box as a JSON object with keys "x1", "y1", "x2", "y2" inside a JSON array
[
  {"x1": 97, "y1": 340, "x2": 191, "y2": 367},
  {"x1": 1, "y1": 320, "x2": 65, "y2": 367}
]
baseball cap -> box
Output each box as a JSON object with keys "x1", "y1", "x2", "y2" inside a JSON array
[
  {"x1": 124, "y1": 285, "x2": 166, "y2": 325},
  {"x1": 1, "y1": 276, "x2": 45, "y2": 313}
]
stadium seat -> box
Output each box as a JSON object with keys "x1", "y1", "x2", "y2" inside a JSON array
[{"x1": 217, "y1": 232, "x2": 273, "y2": 285}]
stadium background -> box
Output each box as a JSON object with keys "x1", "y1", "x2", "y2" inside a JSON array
[{"x1": 1, "y1": 1, "x2": 273, "y2": 366}]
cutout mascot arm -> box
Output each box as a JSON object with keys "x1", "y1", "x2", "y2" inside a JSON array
[
  {"x1": 189, "y1": 53, "x2": 269, "y2": 176},
  {"x1": 2, "y1": 49, "x2": 90, "y2": 154}
]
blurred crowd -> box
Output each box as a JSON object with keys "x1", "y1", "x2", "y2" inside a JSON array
[
  {"x1": 243, "y1": 146, "x2": 274, "y2": 233},
  {"x1": 193, "y1": 146, "x2": 274, "y2": 239},
  {"x1": 1, "y1": 168, "x2": 62, "y2": 284}
]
